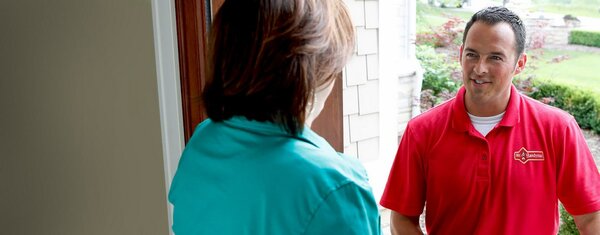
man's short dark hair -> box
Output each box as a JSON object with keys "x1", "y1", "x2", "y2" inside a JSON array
[{"x1": 463, "y1": 6, "x2": 526, "y2": 57}]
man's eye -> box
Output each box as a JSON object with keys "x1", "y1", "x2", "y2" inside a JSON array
[
  {"x1": 466, "y1": 53, "x2": 477, "y2": 57},
  {"x1": 491, "y1": 56, "x2": 503, "y2": 61}
]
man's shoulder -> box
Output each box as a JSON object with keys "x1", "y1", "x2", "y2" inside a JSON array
[
  {"x1": 410, "y1": 97, "x2": 456, "y2": 127},
  {"x1": 520, "y1": 94, "x2": 574, "y2": 122}
]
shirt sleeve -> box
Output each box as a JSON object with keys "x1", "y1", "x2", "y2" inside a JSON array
[
  {"x1": 380, "y1": 125, "x2": 426, "y2": 216},
  {"x1": 303, "y1": 182, "x2": 381, "y2": 235},
  {"x1": 557, "y1": 117, "x2": 600, "y2": 215}
]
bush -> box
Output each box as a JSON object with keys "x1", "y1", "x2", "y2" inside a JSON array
[
  {"x1": 416, "y1": 45, "x2": 462, "y2": 109},
  {"x1": 528, "y1": 81, "x2": 600, "y2": 134},
  {"x1": 559, "y1": 205, "x2": 578, "y2": 235},
  {"x1": 416, "y1": 17, "x2": 464, "y2": 48},
  {"x1": 569, "y1": 30, "x2": 600, "y2": 48},
  {"x1": 437, "y1": 0, "x2": 463, "y2": 8}
]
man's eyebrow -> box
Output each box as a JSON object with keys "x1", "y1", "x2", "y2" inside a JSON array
[
  {"x1": 464, "y1": 47, "x2": 507, "y2": 57},
  {"x1": 490, "y1": 52, "x2": 507, "y2": 57}
]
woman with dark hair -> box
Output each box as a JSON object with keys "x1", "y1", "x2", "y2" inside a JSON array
[{"x1": 168, "y1": 0, "x2": 381, "y2": 234}]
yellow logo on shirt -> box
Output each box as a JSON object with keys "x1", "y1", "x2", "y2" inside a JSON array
[{"x1": 514, "y1": 147, "x2": 545, "y2": 164}]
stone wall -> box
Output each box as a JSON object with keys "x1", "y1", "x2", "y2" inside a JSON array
[{"x1": 525, "y1": 17, "x2": 571, "y2": 46}]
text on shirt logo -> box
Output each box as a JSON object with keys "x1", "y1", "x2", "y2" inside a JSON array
[{"x1": 513, "y1": 147, "x2": 545, "y2": 164}]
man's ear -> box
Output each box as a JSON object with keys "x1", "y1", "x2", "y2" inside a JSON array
[
  {"x1": 459, "y1": 44, "x2": 464, "y2": 65},
  {"x1": 514, "y1": 53, "x2": 527, "y2": 75}
]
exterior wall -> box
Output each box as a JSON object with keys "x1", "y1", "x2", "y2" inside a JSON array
[
  {"x1": 342, "y1": 0, "x2": 420, "y2": 200},
  {"x1": 525, "y1": 17, "x2": 571, "y2": 46},
  {"x1": 398, "y1": 70, "x2": 422, "y2": 134},
  {"x1": 343, "y1": 0, "x2": 381, "y2": 161},
  {"x1": 544, "y1": 26, "x2": 570, "y2": 45}
]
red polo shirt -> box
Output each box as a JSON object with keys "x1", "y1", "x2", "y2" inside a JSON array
[{"x1": 381, "y1": 85, "x2": 600, "y2": 234}]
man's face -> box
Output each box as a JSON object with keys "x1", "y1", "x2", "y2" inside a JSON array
[{"x1": 460, "y1": 22, "x2": 526, "y2": 115}]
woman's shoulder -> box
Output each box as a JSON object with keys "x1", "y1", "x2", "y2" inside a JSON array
[
  {"x1": 183, "y1": 118, "x2": 373, "y2": 198},
  {"x1": 281, "y1": 137, "x2": 372, "y2": 193}
]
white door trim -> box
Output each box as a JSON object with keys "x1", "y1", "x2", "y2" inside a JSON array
[{"x1": 151, "y1": 0, "x2": 184, "y2": 233}]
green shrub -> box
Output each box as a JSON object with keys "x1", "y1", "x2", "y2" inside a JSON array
[
  {"x1": 416, "y1": 45, "x2": 462, "y2": 95},
  {"x1": 528, "y1": 81, "x2": 600, "y2": 134},
  {"x1": 527, "y1": 82, "x2": 571, "y2": 108},
  {"x1": 559, "y1": 204, "x2": 578, "y2": 235},
  {"x1": 437, "y1": 0, "x2": 463, "y2": 8},
  {"x1": 569, "y1": 30, "x2": 600, "y2": 48},
  {"x1": 416, "y1": 45, "x2": 462, "y2": 110}
]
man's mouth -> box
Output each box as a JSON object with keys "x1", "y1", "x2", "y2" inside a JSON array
[{"x1": 472, "y1": 79, "x2": 488, "y2": 84}]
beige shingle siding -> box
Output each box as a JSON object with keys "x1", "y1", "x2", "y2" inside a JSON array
[
  {"x1": 342, "y1": 0, "x2": 419, "y2": 163},
  {"x1": 343, "y1": 0, "x2": 380, "y2": 161},
  {"x1": 358, "y1": 80, "x2": 379, "y2": 115}
]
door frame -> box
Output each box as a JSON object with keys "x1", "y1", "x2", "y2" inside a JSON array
[{"x1": 151, "y1": 0, "x2": 184, "y2": 233}]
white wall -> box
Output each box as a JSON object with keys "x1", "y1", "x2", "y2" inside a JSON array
[
  {"x1": 342, "y1": 0, "x2": 420, "y2": 200},
  {"x1": 343, "y1": 0, "x2": 381, "y2": 160}
]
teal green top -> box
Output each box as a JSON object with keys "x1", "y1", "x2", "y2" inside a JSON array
[{"x1": 169, "y1": 117, "x2": 380, "y2": 235}]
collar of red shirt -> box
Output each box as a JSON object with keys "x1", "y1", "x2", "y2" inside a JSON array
[{"x1": 451, "y1": 84, "x2": 521, "y2": 132}]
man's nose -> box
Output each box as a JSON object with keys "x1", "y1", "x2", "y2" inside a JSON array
[{"x1": 474, "y1": 59, "x2": 488, "y2": 75}]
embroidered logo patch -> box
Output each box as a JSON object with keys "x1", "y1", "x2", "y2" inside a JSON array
[{"x1": 513, "y1": 147, "x2": 545, "y2": 164}]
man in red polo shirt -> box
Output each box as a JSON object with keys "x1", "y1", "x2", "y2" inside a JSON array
[{"x1": 381, "y1": 6, "x2": 600, "y2": 234}]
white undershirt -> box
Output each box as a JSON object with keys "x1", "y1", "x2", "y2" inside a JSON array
[{"x1": 467, "y1": 112, "x2": 505, "y2": 137}]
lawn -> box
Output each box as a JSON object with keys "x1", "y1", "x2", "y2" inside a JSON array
[
  {"x1": 531, "y1": 3, "x2": 600, "y2": 18},
  {"x1": 417, "y1": 2, "x2": 473, "y2": 33},
  {"x1": 532, "y1": 49, "x2": 600, "y2": 99}
]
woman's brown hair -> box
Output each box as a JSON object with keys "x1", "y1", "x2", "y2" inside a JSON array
[{"x1": 203, "y1": 0, "x2": 355, "y2": 135}]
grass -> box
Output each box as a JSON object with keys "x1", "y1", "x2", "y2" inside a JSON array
[
  {"x1": 417, "y1": 2, "x2": 473, "y2": 33},
  {"x1": 531, "y1": 3, "x2": 600, "y2": 18},
  {"x1": 531, "y1": 49, "x2": 600, "y2": 99}
]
